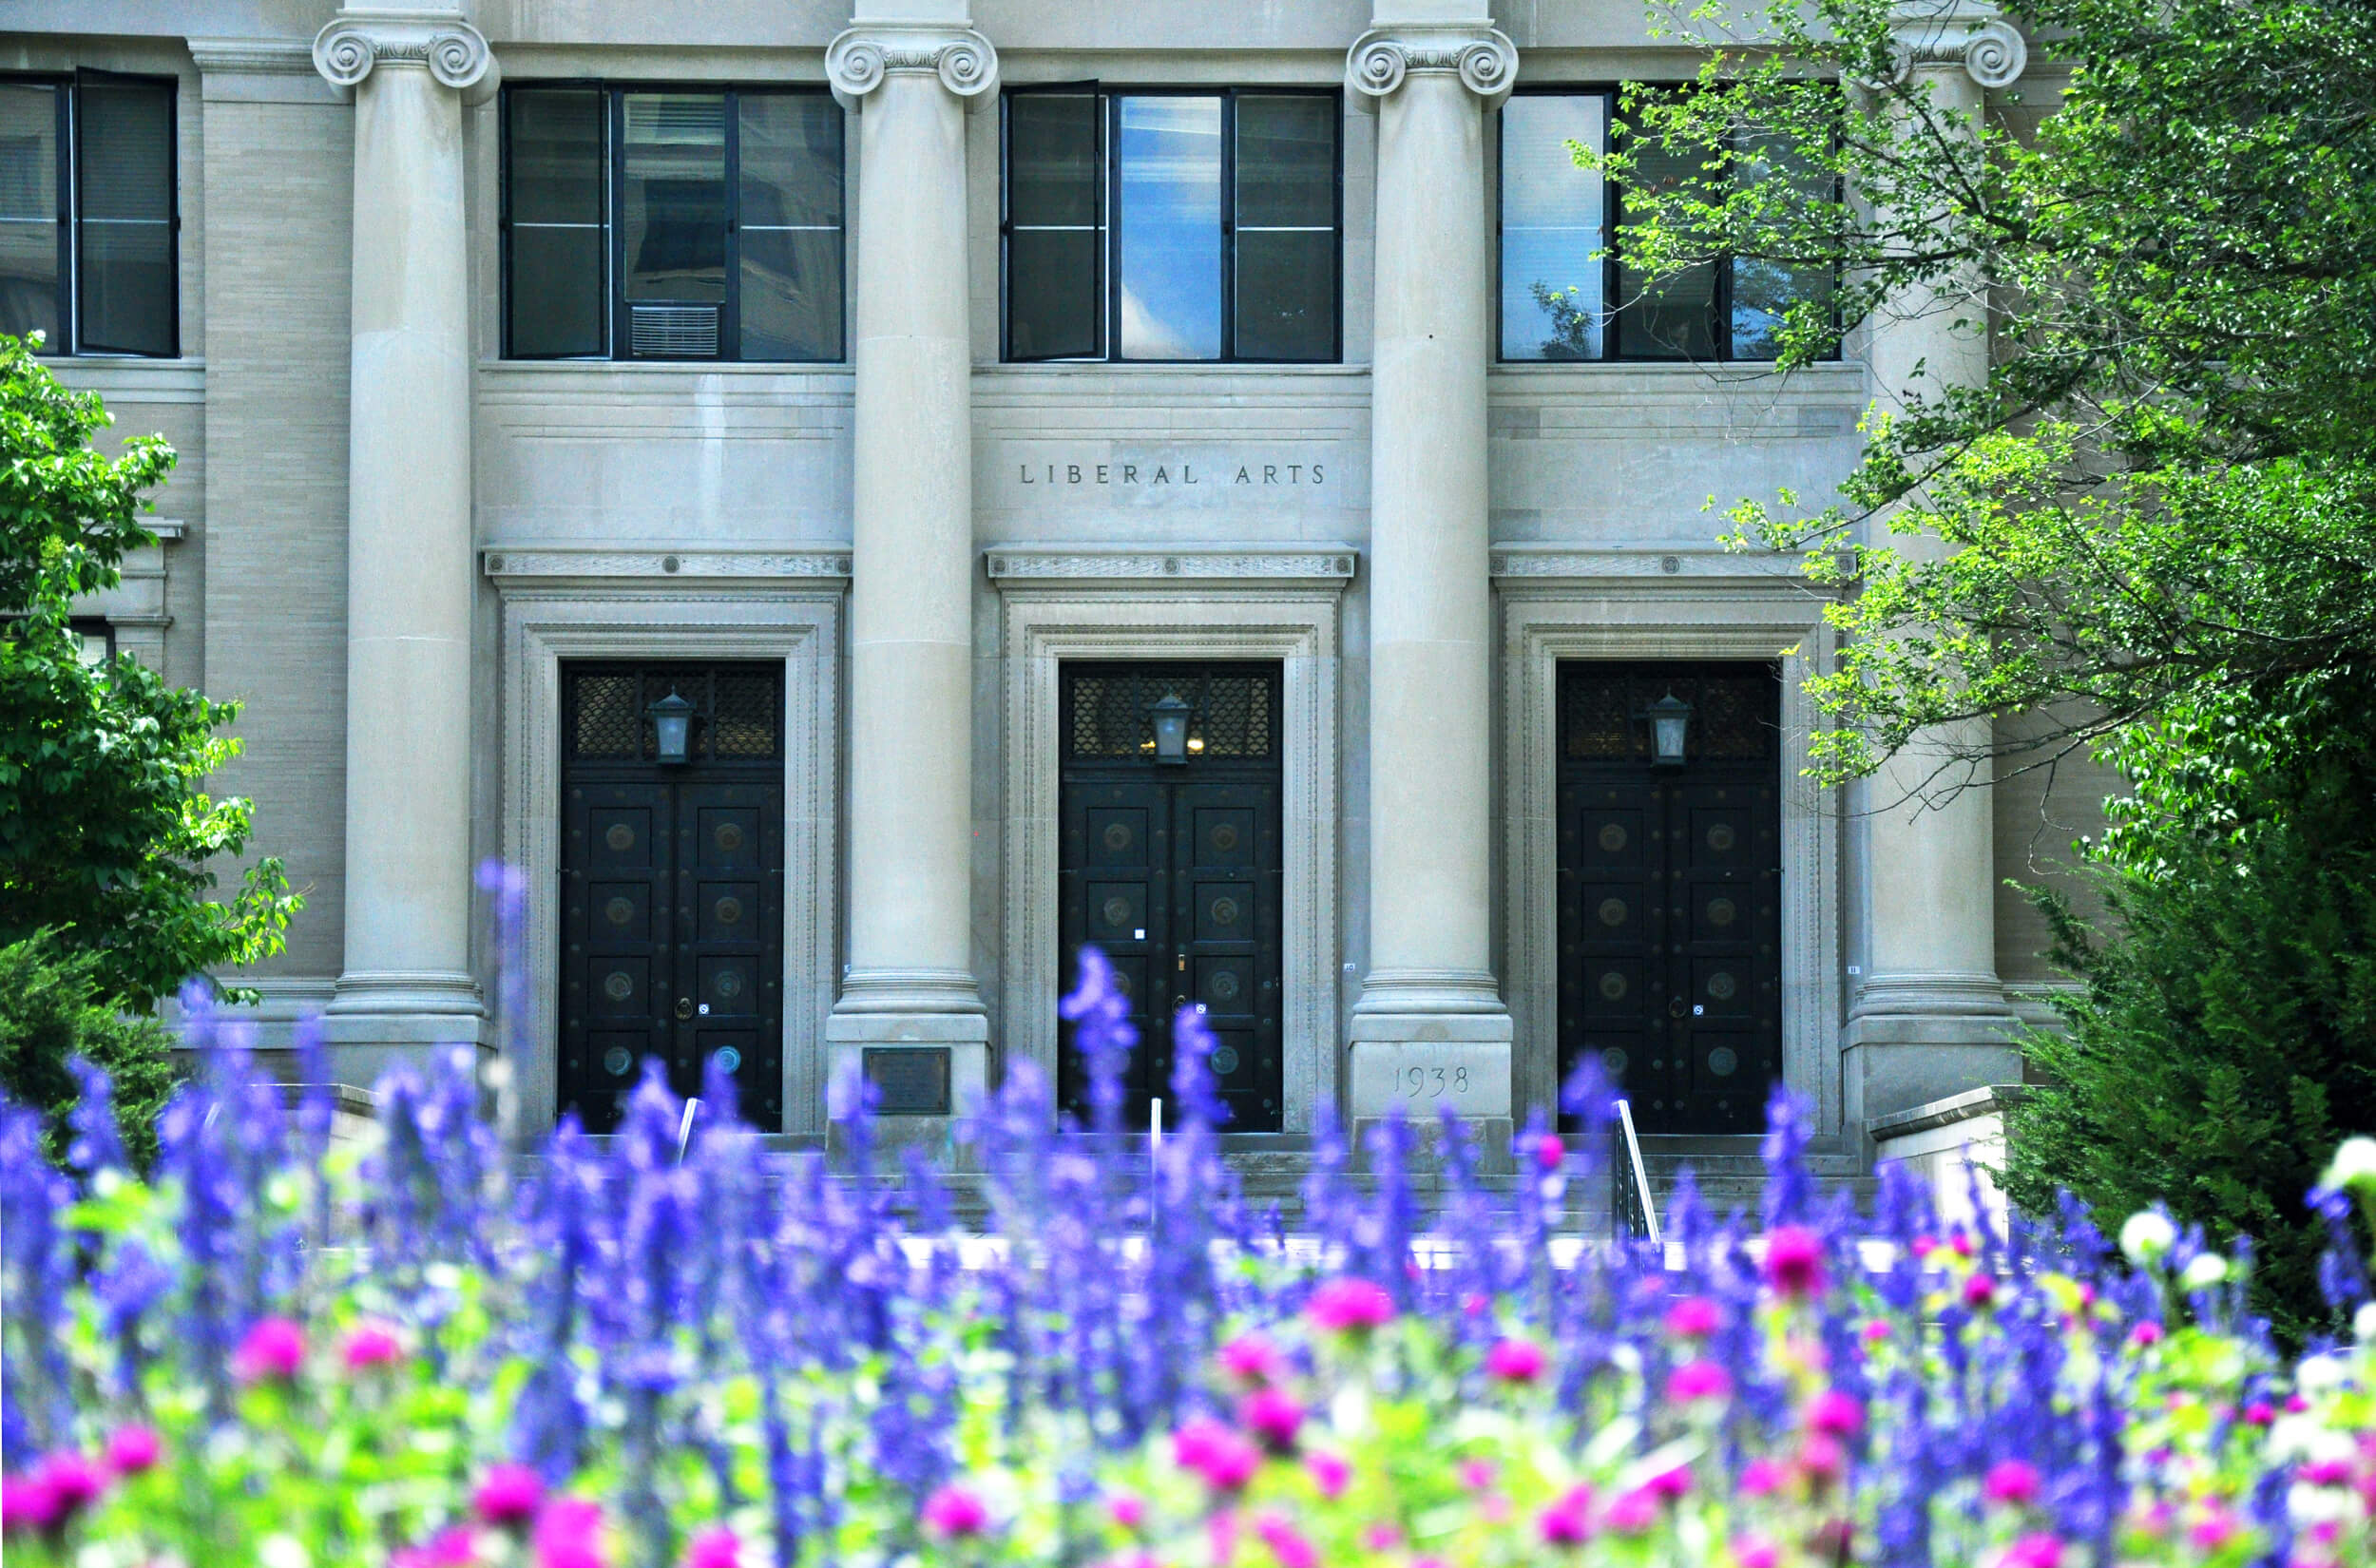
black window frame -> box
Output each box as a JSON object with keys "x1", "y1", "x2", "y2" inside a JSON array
[
  {"x1": 1495, "y1": 83, "x2": 1840, "y2": 366},
  {"x1": 1, "y1": 69, "x2": 182, "y2": 359},
  {"x1": 499, "y1": 81, "x2": 847, "y2": 364},
  {"x1": 1000, "y1": 84, "x2": 1344, "y2": 366}
]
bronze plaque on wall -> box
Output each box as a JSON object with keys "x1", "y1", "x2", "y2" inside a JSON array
[{"x1": 864, "y1": 1047, "x2": 951, "y2": 1116}]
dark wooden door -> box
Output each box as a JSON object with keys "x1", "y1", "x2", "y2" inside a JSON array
[
  {"x1": 1059, "y1": 663, "x2": 1284, "y2": 1131},
  {"x1": 559, "y1": 664, "x2": 786, "y2": 1132},
  {"x1": 1558, "y1": 663, "x2": 1781, "y2": 1133}
]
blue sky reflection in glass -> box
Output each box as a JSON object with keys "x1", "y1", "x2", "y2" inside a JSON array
[{"x1": 1118, "y1": 96, "x2": 1222, "y2": 359}]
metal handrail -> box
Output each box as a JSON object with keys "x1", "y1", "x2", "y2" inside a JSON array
[{"x1": 1611, "y1": 1098, "x2": 1662, "y2": 1247}]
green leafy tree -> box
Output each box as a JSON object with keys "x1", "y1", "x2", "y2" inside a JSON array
[
  {"x1": 0, "y1": 930, "x2": 182, "y2": 1172},
  {"x1": 0, "y1": 332, "x2": 299, "y2": 1009}
]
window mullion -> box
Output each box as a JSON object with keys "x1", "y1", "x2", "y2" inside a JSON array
[
  {"x1": 722, "y1": 88, "x2": 740, "y2": 363},
  {"x1": 1103, "y1": 91, "x2": 1119, "y2": 362},
  {"x1": 59, "y1": 81, "x2": 76, "y2": 354},
  {"x1": 1220, "y1": 90, "x2": 1236, "y2": 362}
]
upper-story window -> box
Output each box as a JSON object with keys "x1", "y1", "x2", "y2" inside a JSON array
[
  {"x1": 0, "y1": 73, "x2": 179, "y2": 358},
  {"x1": 1500, "y1": 89, "x2": 1833, "y2": 363},
  {"x1": 1003, "y1": 88, "x2": 1341, "y2": 364},
  {"x1": 502, "y1": 86, "x2": 845, "y2": 362}
]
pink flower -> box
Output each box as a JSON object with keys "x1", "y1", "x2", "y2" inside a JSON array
[
  {"x1": 1306, "y1": 1277, "x2": 1395, "y2": 1334},
  {"x1": 1665, "y1": 1360, "x2": 1733, "y2": 1404},
  {"x1": 34, "y1": 1452, "x2": 105, "y2": 1520},
  {"x1": 1984, "y1": 1460, "x2": 2041, "y2": 1507},
  {"x1": 1762, "y1": 1227, "x2": 1827, "y2": 1297},
  {"x1": 533, "y1": 1498, "x2": 607, "y2": 1568},
  {"x1": 1485, "y1": 1337, "x2": 1547, "y2": 1385},
  {"x1": 1535, "y1": 1133, "x2": 1567, "y2": 1171},
  {"x1": 1798, "y1": 1434, "x2": 1848, "y2": 1486},
  {"x1": 1739, "y1": 1458, "x2": 1788, "y2": 1497},
  {"x1": 232, "y1": 1316, "x2": 307, "y2": 1384},
  {"x1": 104, "y1": 1425, "x2": 161, "y2": 1477},
  {"x1": 1108, "y1": 1493, "x2": 1147, "y2": 1531},
  {"x1": 921, "y1": 1484, "x2": 992, "y2": 1539},
  {"x1": 472, "y1": 1463, "x2": 546, "y2": 1528},
  {"x1": 1539, "y1": 1483, "x2": 1595, "y2": 1547},
  {"x1": 1949, "y1": 1230, "x2": 1975, "y2": 1258},
  {"x1": 2287, "y1": 1393, "x2": 2310, "y2": 1414},
  {"x1": 1305, "y1": 1451, "x2": 1351, "y2": 1499},
  {"x1": 1362, "y1": 1522, "x2": 1405, "y2": 1552},
  {"x1": 2130, "y1": 1322, "x2": 2165, "y2": 1348},
  {"x1": 682, "y1": 1527, "x2": 742, "y2": 1568},
  {"x1": 2, "y1": 1471, "x2": 59, "y2": 1536},
  {"x1": 2000, "y1": 1533, "x2": 2064, "y2": 1568},
  {"x1": 1734, "y1": 1534, "x2": 1780, "y2": 1568},
  {"x1": 2302, "y1": 1460, "x2": 2353, "y2": 1487},
  {"x1": 1663, "y1": 1296, "x2": 1723, "y2": 1338},
  {"x1": 1911, "y1": 1234, "x2": 1939, "y2": 1259},
  {"x1": 1861, "y1": 1319, "x2": 1893, "y2": 1345},
  {"x1": 1173, "y1": 1417, "x2": 1261, "y2": 1492},
  {"x1": 1240, "y1": 1386, "x2": 1304, "y2": 1453},
  {"x1": 1963, "y1": 1272, "x2": 1998, "y2": 1310},
  {"x1": 1646, "y1": 1465, "x2": 1692, "y2": 1501},
  {"x1": 1457, "y1": 1457, "x2": 1499, "y2": 1491},
  {"x1": 1217, "y1": 1332, "x2": 1286, "y2": 1386},
  {"x1": 1806, "y1": 1388, "x2": 1865, "y2": 1437},
  {"x1": 1604, "y1": 1488, "x2": 1659, "y2": 1535},
  {"x1": 1254, "y1": 1512, "x2": 1317, "y2": 1568},
  {"x1": 344, "y1": 1322, "x2": 406, "y2": 1372},
  {"x1": 2242, "y1": 1402, "x2": 2276, "y2": 1425},
  {"x1": 2189, "y1": 1509, "x2": 2240, "y2": 1552},
  {"x1": 393, "y1": 1526, "x2": 482, "y2": 1568}
]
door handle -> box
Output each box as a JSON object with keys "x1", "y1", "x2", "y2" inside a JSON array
[
  {"x1": 675, "y1": 997, "x2": 694, "y2": 1021},
  {"x1": 1668, "y1": 996, "x2": 1688, "y2": 1020}
]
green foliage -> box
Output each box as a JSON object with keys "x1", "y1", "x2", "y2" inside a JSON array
[
  {"x1": 2001, "y1": 672, "x2": 2376, "y2": 1342},
  {"x1": 0, "y1": 930, "x2": 181, "y2": 1172},
  {"x1": 0, "y1": 333, "x2": 299, "y2": 1007},
  {"x1": 1592, "y1": 0, "x2": 2376, "y2": 780}
]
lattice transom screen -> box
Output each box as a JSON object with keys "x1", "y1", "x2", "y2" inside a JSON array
[
  {"x1": 565, "y1": 664, "x2": 783, "y2": 763},
  {"x1": 1064, "y1": 664, "x2": 1279, "y2": 760},
  {"x1": 1559, "y1": 662, "x2": 1779, "y2": 762}
]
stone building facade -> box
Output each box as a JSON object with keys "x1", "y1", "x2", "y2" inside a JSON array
[{"x1": 3, "y1": 0, "x2": 2096, "y2": 1158}]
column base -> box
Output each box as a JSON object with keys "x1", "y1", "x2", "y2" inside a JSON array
[
  {"x1": 827, "y1": 966, "x2": 990, "y2": 1149},
  {"x1": 317, "y1": 969, "x2": 488, "y2": 1086},
  {"x1": 1347, "y1": 967, "x2": 1514, "y2": 1138},
  {"x1": 1844, "y1": 970, "x2": 2020, "y2": 1127}
]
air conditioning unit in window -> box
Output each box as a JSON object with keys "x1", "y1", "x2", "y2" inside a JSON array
[{"x1": 629, "y1": 304, "x2": 719, "y2": 358}]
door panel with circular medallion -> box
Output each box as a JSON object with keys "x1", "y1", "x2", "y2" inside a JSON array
[
  {"x1": 560, "y1": 663, "x2": 786, "y2": 1133},
  {"x1": 1556, "y1": 662, "x2": 1781, "y2": 1133}
]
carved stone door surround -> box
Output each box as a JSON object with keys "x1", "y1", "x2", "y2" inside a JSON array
[
  {"x1": 488, "y1": 546, "x2": 846, "y2": 1138},
  {"x1": 1495, "y1": 546, "x2": 1844, "y2": 1138},
  {"x1": 988, "y1": 545, "x2": 1355, "y2": 1135}
]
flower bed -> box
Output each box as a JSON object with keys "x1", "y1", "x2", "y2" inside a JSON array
[{"x1": 5, "y1": 950, "x2": 2376, "y2": 1568}]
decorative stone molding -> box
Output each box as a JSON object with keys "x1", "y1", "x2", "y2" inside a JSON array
[
  {"x1": 187, "y1": 38, "x2": 321, "y2": 76},
  {"x1": 1345, "y1": 25, "x2": 1518, "y2": 109},
  {"x1": 483, "y1": 546, "x2": 853, "y2": 583},
  {"x1": 984, "y1": 546, "x2": 1357, "y2": 583},
  {"x1": 1489, "y1": 545, "x2": 1812, "y2": 582},
  {"x1": 313, "y1": 10, "x2": 500, "y2": 105},
  {"x1": 825, "y1": 24, "x2": 999, "y2": 113},
  {"x1": 1887, "y1": 1, "x2": 2026, "y2": 88}
]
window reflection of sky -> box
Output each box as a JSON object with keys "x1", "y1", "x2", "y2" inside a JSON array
[
  {"x1": 1500, "y1": 95, "x2": 1605, "y2": 360},
  {"x1": 1118, "y1": 96, "x2": 1221, "y2": 359}
]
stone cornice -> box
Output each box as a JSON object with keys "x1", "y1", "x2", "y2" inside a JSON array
[
  {"x1": 985, "y1": 545, "x2": 1357, "y2": 584},
  {"x1": 483, "y1": 547, "x2": 853, "y2": 584},
  {"x1": 186, "y1": 38, "x2": 319, "y2": 76},
  {"x1": 1489, "y1": 545, "x2": 1814, "y2": 583},
  {"x1": 314, "y1": 10, "x2": 500, "y2": 105},
  {"x1": 1887, "y1": 0, "x2": 2026, "y2": 88},
  {"x1": 1345, "y1": 23, "x2": 1518, "y2": 109},
  {"x1": 825, "y1": 23, "x2": 999, "y2": 113}
]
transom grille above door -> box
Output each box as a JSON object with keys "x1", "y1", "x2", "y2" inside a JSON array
[
  {"x1": 567, "y1": 665, "x2": 784, "y2": 764},
  {"x1": 1066, "y1": 666, "x2": 1277, "y2": 759}
]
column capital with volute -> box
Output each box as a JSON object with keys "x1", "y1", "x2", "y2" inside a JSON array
[
  {"x1": 1886, "y1": 1, "x2": 2026, "y2": 89},
  {"x1": 1345, "y1": 21, "x2": 1517, "y2": 110},
  {"x1": 825, "y1": 22, "x2": 997, "y2": 114},
  {"x1": 313, "y1": 8, "x2": 500, "y2": 105}
]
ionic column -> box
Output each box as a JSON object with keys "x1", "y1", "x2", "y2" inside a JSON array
[
  {"x1": 313, "y1": 9, "x2": 498, "y2": 1069},
  {"x1": 1845, "y1": 5, "x2": 2026, "y2": 1121},
  {"x1": 1344, "y1": 10, "x2": 1519, "y2": 1147},
  {"x1": 823, "y1": 10, "x2": 997, "y2": 1122}
]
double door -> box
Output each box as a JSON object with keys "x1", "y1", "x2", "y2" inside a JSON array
[
  {"x1": 1058, "y1": 663, "x2": 1284, "y2": 1131},
  {"x1": 1558, "y1": 663, "x2": 1782, "y2": 1133},
  {"x1": 559, "y1": 664, "x2": 786, "y2": 1132}
]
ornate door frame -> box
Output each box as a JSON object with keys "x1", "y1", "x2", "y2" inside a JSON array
[
  {"x1": 1496, "y1": 547, "x2": 1844, "y2": 1137},
  {"x1": 988, "y1": 545, "x2": 1354, "y2": 1135},
  {"x1": 488, "y1": 548, "x2": 845, "y2": 1138}
]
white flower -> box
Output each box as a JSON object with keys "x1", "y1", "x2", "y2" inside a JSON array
[
  {"x1": 2180, "y1": 1252, "x2": 2229, "y2": 1291},
  {"x1": 2296, "y1": 1353, "x2": 2349, "y2": 1396},
  {"x1": 2120, "y1": 1210, "x2": 2177, "y2": 1267},
  {"x1": 2355, "y1": 1301, "x2": 2376, "y2": 1345},
  {"x1": 2322, "y1": 1138, "x2": 2376, "y2": 1196}
]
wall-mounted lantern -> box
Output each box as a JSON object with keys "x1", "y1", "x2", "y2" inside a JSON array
[
  {"x1": 1646, "y1": 690, "x2": 1693, "y2": 768},
  {"x1": 648, "y1": 689, "x2": 697, "y2": 765},
  {"x1": 1147, "y1": 692, "x2": 1195, "y2": 764}
]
